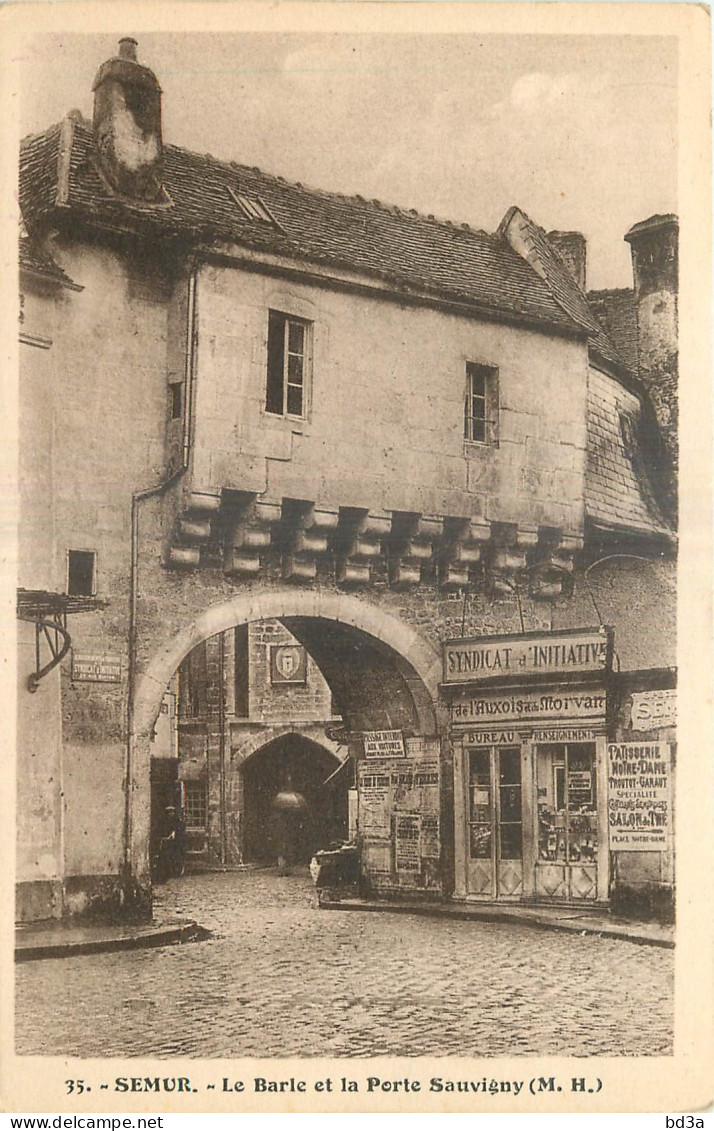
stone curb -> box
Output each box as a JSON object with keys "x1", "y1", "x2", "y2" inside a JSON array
[
  {"x1": 15, "y1": 919, "x2": 210, "y2": 962},
  {"x1": 318, "y1": 898, "x2": 675, "y2": 949}
]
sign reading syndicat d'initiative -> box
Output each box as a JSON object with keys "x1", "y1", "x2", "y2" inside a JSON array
[{"x1": 443, "y1": 627, "x2": 610, "y2": 685}]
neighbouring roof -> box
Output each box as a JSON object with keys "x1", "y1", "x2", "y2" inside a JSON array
[
  {"x1": 20, "y1": 118, "x2": 586, "y2": 338},
  {"x1": 498, "y1": 206, "x2": 625, "y2": 373},
  {"x1": 587, "y1": 288, "x2": 639, "y2": 375},
  {"x1": 586, "y1": 370, "x2": 673, "y2": 541},
  {"x1": 19, "y1": 232, "x2": 82, "y2": 290}
]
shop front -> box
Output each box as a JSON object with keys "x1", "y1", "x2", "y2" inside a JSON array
[{"x1": 445, "y1": 627, "x2": 614, "y2": 905}]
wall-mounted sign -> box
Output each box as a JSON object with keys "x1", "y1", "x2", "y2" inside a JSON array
[
  {"x1": 270, "y1": 644, "x2": 307, "y2": 684},
  {"x1": 630, "y1": 689, "x2": 676, "y2": 731},
  {"x1": 608, "y1": 742, "x2": 672, "y2": 851},
  {"x1": 443, "y1": 628, "x2": 610, "y2": 685},
  {"x1": 363, "y1": 729, "x2": 405, "y2": 758},
  {"x1": 452, "y1": 687, "x2": 606, "y2": 725},
  {"x1": 71, "y1": 652, "x2": 122, "y2": 683},
  {"x1": 405, "y1": 736, "x2": 441, "y2": 759}
]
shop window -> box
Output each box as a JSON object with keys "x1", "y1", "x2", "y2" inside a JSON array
[
  {"x1": 536, "y1": 744, "x2": 598, "y2": 864},
  {"x1": 464, "y1": 363, "x2": 498, "y2": 445},
  {"x1": 266, "y1": 310, "x2": 310, "y2": 418},
  {"x1": 182, "y1": 780, "x2": 207, "y2": 830},
  {"x1": 469, "y1": 749, "x2": 492, "y2": 859},
  {"x1": 67, "y1": 549, "x2": 96, "y2": 597},
  {"x1": 468, "y1": 746, "x2": 522, "y2": 861}
]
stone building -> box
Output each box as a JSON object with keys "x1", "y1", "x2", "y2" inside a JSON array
[{"x1": 17, "y1": 39, "x2": 676, "y2": 924}]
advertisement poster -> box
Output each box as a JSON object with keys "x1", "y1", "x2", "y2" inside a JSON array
[{"x1": 608, "y1": 742, "x2": 672, "y2": 851}]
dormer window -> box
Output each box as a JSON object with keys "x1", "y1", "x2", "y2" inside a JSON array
[
  {"x1": 226, "y1": 185, "x2": 278, "y2": 227},
  {"x1": 619, "y1": 412, "x2": 637, "y2": 458}
]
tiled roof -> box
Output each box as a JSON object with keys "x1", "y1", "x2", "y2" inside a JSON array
[
  {"x1": 586, "y1": 369, "x2": 672, "y2": 539},
  {"x1": 19, "y1": 233, "x2": 81, "y2": 289},
  {"x1": 587, "y1": 288, "x2": 639, "y2": 374},
  {"x1": 499, "y1": 207, "x2": 625, "y2": 372},
  {"x1": 19, "y1": 118, "x2": 585, "y2": 337}
]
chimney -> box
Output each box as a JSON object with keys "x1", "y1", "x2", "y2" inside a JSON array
[
  {"x1": 625, "y1": 214, "x2": 679, "y2": 508},
  {"x1": 547, "y1": 231, "x2": 587, "y2": 291},
  {"x1": 92, "y1": 38, "x2": 163, "y2": 201}
]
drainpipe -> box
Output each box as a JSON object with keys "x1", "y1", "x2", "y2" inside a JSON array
[
  {"x1": 219, "y1": 629, "x2": 228, "y2": 865},
  {"x1": 123, "y1": 263, "x2": 198, "y2": 907}
]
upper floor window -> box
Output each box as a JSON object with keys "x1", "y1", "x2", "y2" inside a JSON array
[
  {"x1": 464, "y1": 363, "x2": 498, "y2": 444},
  {"x1": 266, "y1": 310, "x2": 310, "y2": 418},
  {"x1": 619, "y1": 411, "x2": 637, "y2": 458},
  {"x1": 67, "y1": 549, "x2": 96, "y2": 597}
]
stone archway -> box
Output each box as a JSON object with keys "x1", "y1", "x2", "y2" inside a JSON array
[
  {"x1": 240, "y1": 732, "x2": 347, "y2": 864},
  {"x1": 134, "y1": 589, "x2": 441, "y2": 739},
  {"x1": 130, "y1": 588, "x2": 442, "y2": 903}
]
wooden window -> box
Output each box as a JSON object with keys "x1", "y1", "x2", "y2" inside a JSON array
[
  {"x1": 67, "y1": 550, "x2": 95, "y2": 597},
  {"x1": 464, "y1": 363, "x2": 498, "y2": 444},
  {"x1": 266, "y1": 310, "x2": 310, "y2": 418},
  {"x1": 182, "y1": 781, "x2": 207, "y2": 830}
]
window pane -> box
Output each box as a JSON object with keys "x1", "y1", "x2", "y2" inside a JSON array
[
  {"x1": 566, "y1": 745, "x2": 597, "y2": 862},
  {"x1": 468, "y1": 367, "x2": 486, "y2": 397},
  {"x1": 288, "y1": 320, "x2": 305, "y2": 354},
  {"x1": 500, "y1": 785, "x2": 521, "y2": 823},
  {"x1": 287, "y1": 384, "x2": 303, "y2": 416},
  {"x1": 287, "y1": 353, "x2": 303, "y2": 385},
  {"x1": 499, "y1": 748, "x2": 521, "y2": 784},
  {"x1": 469, "y1": 418, "x2": 486, "y2": 443},
  {"x1": 470, "y1": 824, "x2": 492, "y2": 858},
  {"x1": 67, "y1": 550, "x2": 95, "y2": 597},
  {"x1": 499, "y1": 822, "x2": 522, "y2": 859},
  {"x1": 266, "y1": 311, "x2": 285, "y2": 414}
]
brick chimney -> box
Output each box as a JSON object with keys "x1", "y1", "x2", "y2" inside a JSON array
[
  {"x1": 92, "y1": 38, "x2": 163, "y2": 202},
  {"x1": 625, "y1": 215, "x2": 678, "y2": 480},
  {"x1": 547, "y1": 230, "x2": 587, "y2": 291}
]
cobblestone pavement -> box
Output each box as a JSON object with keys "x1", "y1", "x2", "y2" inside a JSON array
[{"x1": 15, "y1": 870, "x2": 673, "y2": 1058}]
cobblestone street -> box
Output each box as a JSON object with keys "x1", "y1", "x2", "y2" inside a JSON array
[{"x1": 16, "y1": 871, "x2": 673, "y2": 1058}]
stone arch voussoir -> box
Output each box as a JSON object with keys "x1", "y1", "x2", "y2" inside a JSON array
[{"x1": 134, "y1": 588, "x2": 442, "y2": 740}]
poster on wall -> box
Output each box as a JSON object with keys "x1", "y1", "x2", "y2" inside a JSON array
[{"x1": 608, "y1": 742, "x2": 672, "y2": 850}]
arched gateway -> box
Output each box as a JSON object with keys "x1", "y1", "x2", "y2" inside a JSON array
[{"x1": 130, "y1": 589, "x2": 444, "y2": 909}]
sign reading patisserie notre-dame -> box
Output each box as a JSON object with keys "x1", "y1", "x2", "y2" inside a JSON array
[{"x1": 442, "y1": 627, "x2": 612, "y2": 685}]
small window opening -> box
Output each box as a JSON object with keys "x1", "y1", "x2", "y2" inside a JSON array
[
  {"x1": 619, "y1": 412, "x2": 637, "y2": 458},
  {"x1": 226, "y1": 185, "x2": 278, "y2": 227},
  {"x1": 464, "y1": 363, "x2": 498, "y2": 444},
  {"x1": 67, "y1": 550, "x2": 96, "y2": 597},
  {"x1": 169, "y1": 382, "x2": 183, "y2": 420},
  {"x1": 266, "y1": 310, "x2": 309, "y2": 418}
]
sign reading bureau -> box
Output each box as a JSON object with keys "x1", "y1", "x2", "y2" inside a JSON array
[{"x1": 443, "y1": 628, "x2": 610, "y2": 685}]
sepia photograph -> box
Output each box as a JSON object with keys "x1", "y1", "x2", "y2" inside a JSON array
[{"x1": 3, "y1": 0, "x2": 712, "y2": 1114}]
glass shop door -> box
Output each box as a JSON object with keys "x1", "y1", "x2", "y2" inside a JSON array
[
  {"x1": 466, "y1": 746, "x2": 523, "y2": 899},
  {"x1": 535, "y1": 743, "x2": 599, "y2": 900}
]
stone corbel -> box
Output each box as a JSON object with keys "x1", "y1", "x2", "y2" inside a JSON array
[
  {"x1": 440, "y1": 518, "x2": 491, "y2": 589},
  {"x1": 283, "y1": 504, "x2": 339, "y2": 581},
  {"x1": 336, "y1": 511, "x2": 390, "y2": 585},
  {"x1": 529, "y1": 532, "x2": 583, "y2": 599},
  {"x1": 488, "y1": 525, "x2": 539, "y2": 595},
  {"x1": 225, "y1": 499, "x2": 282, "y2": 576},
  {"x1": 389, "y1": 514, "x2": 443, "y2": 587}
]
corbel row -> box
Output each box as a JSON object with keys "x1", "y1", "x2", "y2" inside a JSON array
[{"x1": 166, "y1": 490, "x2": 583, "y2": 595}]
